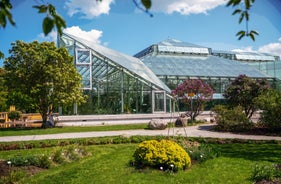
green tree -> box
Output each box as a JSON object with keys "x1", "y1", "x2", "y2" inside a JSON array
[
  {"x1": 0, "y1": 67, "x2": 7, "y2": 111},
  {"x1": 223, "y1": 74, "x2": 271, "y2": 119},
  {"x1": 255, "y1": 89, "x2": 281, "y2": 129},
  {"x1": 4, "y1": 41, "x2": 86, "y2": 127},
  {"x1": 172, "y1": 79, "x2": 214, "y2": 122}
]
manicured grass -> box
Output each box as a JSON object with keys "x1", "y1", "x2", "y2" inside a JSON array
[
  {"x1": 1, "y1": 141, "x2": 280, "y2": 184},
  {"x1": 0, "y1": 123, "x2": 148, "y2": 137}
]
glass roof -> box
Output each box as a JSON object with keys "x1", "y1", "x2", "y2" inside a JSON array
[
  {"x1": 235, "y1": 54, "x2": 275, "y2": 61},
  {"x1": 135, "y1": 38, "x2": 210, "y2": 58},
  {"x1": 62, "y1": 33, "x2": 171, "y2": 93},
  {"x1": 158, "y1": 45, "x2": 209, "y2": 54},
  {"x1": 157, "y1": 38, "x2": 208, "y2": 48},
  {"x1": 213, "y1": 50, "x2": 277, "y2": 61},
  {"x1": 141, "y1": 54, "x2": 271, "y2": 78}
]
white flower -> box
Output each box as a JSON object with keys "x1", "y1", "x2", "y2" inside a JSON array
[
  {"x1": 7, "y1": 161, "x2": 11, "y2": 165},
  {"x1": 200, "y1": 155, "x2": 203, "y2": 158},
  {"x1": 170, "y1": 164, "x2": 174, "y2": 168},
  {"x1": 160, "y1": 166, "x2": 163, "y2": 170}
]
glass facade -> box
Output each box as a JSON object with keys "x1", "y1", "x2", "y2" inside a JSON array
[
  {"x1": 58, "y1": 36, "x2": 281, "y2": 114},
  {"x1": 213, "y1": 51, "x2": 281, "y2": 90},
  {"x1": 58, "y1": 33, "x2": 172, "y2": 115},
  {"x1": 136, "y1": 39, "x2": 277, "y2": 94}
]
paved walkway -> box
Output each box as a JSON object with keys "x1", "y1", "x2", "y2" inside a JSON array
[{"x1": 0, "y1": 124, "x2": 280, "y2": 142}]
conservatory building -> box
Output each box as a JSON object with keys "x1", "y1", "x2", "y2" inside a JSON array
[
  {"x1": 58, "y1": 33, "x2": 172, "y2": 115},
  {"x1": 58, "y1": 33, "x2": 280, "y2": 115}
]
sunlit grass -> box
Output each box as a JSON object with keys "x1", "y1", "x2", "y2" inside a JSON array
[{"x1": 1, "y1": 142, "x2": 279, "y2": 184}]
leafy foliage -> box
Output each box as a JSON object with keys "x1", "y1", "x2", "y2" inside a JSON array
[
  {"x1": 251, "y1": 163, "x2": 281, "y2": 182},
  {"x1": 172, "y1": 79, "x2": 214, "y2": 122},
  {"x1": 4, "y1": 41, "x2": 86, "y2": 126},
  {"x1": 212, "y1": 105, "x2": 253, "y2": 132},
  {"x1": 178, "y1": 140, "x2": 220, "y2": 163},
  {"x1": 7, "y1": 110, "x2": 21, "y2": 121},
  {"x1": 0, "y1": 68, "x2": 7, "y2": 111},
  {"x1": 227, "y1": 0, "x2": 259, "y2": 41},
  {"x1": 132, "y1": 139, "x2": 191, "y2": 171},
  {"x1": 255, "y1": 89, "x2": 281, "y2": 129},
  {"x1": 224, "y1": 74, "x2": 271, "y2": 119},
  {"x1": 0, "y1": 0, "x2": 15, "y2": 28},
  {"x1": 33, "y1": 4, "x2": 66, "y2": 36}
]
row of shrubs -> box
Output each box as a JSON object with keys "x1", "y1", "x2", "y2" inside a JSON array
[
  {"x1": 212, "y1": 104, "x2": 281, "y2": 133},
  {"x1": 7, "y1": 145, "x2": 88, "y2": 168},
  {"x1": 1, "y1": 145, "x2": 89, "y2": 184},
  {"x1": 1, "y1": 135, "x2": 280, "y2": 151}
]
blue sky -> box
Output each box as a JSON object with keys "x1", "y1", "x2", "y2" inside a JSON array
[{"x1": 1, "y1": 0, "x2": 281, "y2": 66}]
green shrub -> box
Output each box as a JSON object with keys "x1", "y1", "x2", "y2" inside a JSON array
[
  {"x1": 212, "y1": 105, "x2": 253, "y2": 132},
  {"x1": 184, "y1": 144, "x2": 220, "y2": 163},
  {"x1": 9, "y1": 154, "x2": 51, "y2": 168},
  {"x1": 255, "y1": 90, "x2": 281, "y2": 129},
  {"x1": 37, "y1": 154, "x2": 51, "y2": 168},
  {"x1": 132, "y1": 139, "x2": 191, "y2": 171},
  {"x1": 8, "y1": 110, "x2": 21, "y2": 121},
  {"x1": 52, "y1": 149, "x2": 66, "y2": 164},
  {"x1": 251, "y1": 163, "x2": 281, "y2": 182}
]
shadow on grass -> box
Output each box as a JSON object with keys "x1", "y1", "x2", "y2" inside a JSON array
[{"x1": 216, "y1": 143, "x2": 281, "y2": 163}]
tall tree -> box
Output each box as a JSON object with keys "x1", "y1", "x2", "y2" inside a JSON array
[
  {"x1": 0, "y1": 67, "x2": 7, "y2": 111},
  {"x1": 4, "y1": 41, "x2": 86, "y2": 127},
  {"x1": 172, "y1": 79, "x2": 214, "y2": 122},
  {"x1": 223, "y1": 74, "x2": 271, "y2": 119}
]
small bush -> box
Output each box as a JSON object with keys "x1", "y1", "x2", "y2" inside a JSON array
[
  {"x1": 255, "y1": 90, "x2": 281, "y2": 129},
  {"x1": 132, "y1": 139, "x2": 191, "y2": 171},
  {"x1": 251, "y1": 163, "x2": 281, "y2": 182},
  {"x1": 184, "y1": 144, "x2": 220, "y2": 163},
  {"x1": 37, "y1": 154, "x2": 51, "y2": 168},
  {"x1": 52, "y1": 149, "x2": 66, "y2": 164},
  {"x1": 212, "y1": 105, "x2": 253, "y2": 132},
  {"x1": 8, "y1": 110, "x2": 21, "y2": 121}
]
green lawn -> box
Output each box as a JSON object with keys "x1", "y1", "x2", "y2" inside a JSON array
[
  {"x1": 1, "y1": 141, "x2": 280, "y2": 184},
  {"x1": 0, "y1": 123, "x2": 148, "y2": 137}
]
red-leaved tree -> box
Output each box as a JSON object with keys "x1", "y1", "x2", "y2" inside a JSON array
[{"x1": 172, "y1": 79, "x2": 214, "y2": 122}]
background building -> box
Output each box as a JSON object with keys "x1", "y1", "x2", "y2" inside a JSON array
[{"x1": 58, "y1": 34, "x2": 281, "y2": 114}]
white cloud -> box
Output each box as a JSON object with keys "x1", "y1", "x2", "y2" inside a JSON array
[
  {"x1": 64, "y1": 26, "x2": 103, "y2": 44},
  {"x1": 231, "y1": 38, "x2": 281, "y2": 57},
  {"x1": 232, "y1": 46, "x2": 255, "y2": 53},
  {"x1": 150, "y1": 0, "x2": 226, "y2": 15},
  {"x1": 65, "y1": 0, "x2": 114, "y2": 19},
  {"x1": 258, "y1": 38, "x2": 281, "y2": 57},
  {"x1": 37, "y1": 30, "x2": 57, "y2": 43}
]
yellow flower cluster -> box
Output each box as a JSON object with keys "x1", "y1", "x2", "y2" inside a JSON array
[{"x1": 133, "y1": 139, "x2": 191, "y2": 171}]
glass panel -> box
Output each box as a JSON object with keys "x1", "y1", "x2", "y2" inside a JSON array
[{"x1": 152, "y1": 91, "x2": 166, "y2": 113}]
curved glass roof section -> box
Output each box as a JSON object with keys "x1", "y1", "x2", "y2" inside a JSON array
[
  {"x1": 141, "y1": 55, "x2": 270, "y2": 78},
  {"x1": 213, "y1": 50, "x2": 279, "y2": 62},
  {"x1": 136, "y1": 39, "x2": 271, "y2": 79},
  {"x1": 61, "y1": 33, "x2": 171, "y2": 93}
]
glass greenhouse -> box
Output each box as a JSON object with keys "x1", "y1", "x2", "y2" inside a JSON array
[
  {"x1": 58, "y1": 34, "x2": 280, "y2": 114},
  {"x1": 135, "y1": 39, "x2": 278, "y2": 98},
  {"x1": 58, "y1": 33, "x2": 172, "y2": 114}
]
